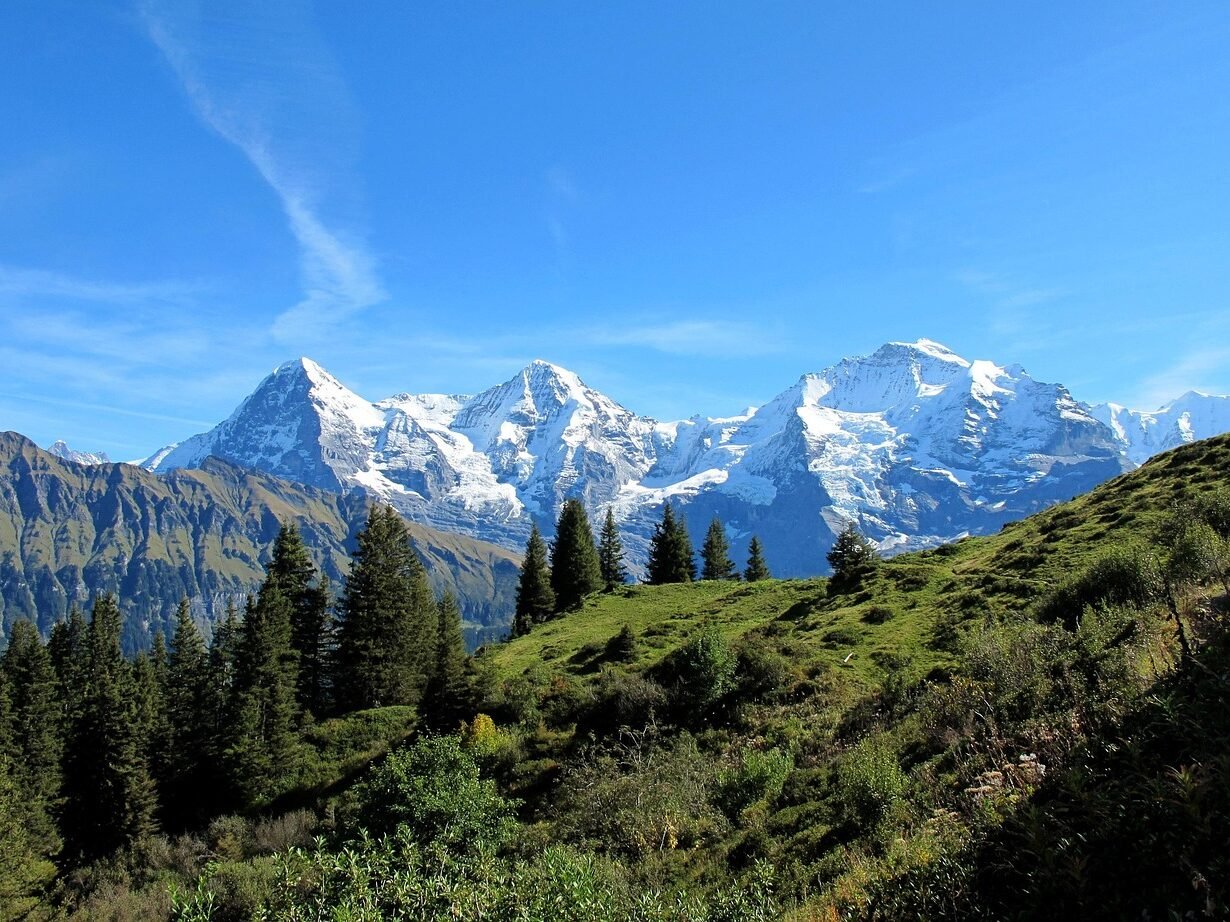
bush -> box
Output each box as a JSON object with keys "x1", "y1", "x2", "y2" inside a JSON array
[
  {"x1": 659, "y1": 627, "x2": 738, "y2": 721},
  {"x1": 735, "y1": 645, "x2": 792, "y2": 701},
  {"x1": 1038, "y1": 545, "x2": 1163, "y2": 628},
  {"x1": 347, "y1": 735, "x2": 519, "y2": 854},
  {"x1": 836, "y1": 734, "x2": 907, "y2": 825},
  {"x1": 862, "y1": 605, "x2": 895, "y2": 624},
  {"x1": 716, "y1": 749, "x2": 794, "y2": 819},
  {"x1": 582, "y1": 668, "x2": 668, "y2": 736},
  {"x1": 605, "y1": 625, "x2": 639, "y2": 663}
]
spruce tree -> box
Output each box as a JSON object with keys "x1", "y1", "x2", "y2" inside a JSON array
[
  {"x1": 647, "y1": 503, "x2": 696, "y2": 584},
  {"x1": 744, "y1": 535, "x2": 771, "y2": 582},
  {"x1": 0, "y1": 756, "x2": 53, "y2": 919},
  {"x1": 60, "y1": 595, "x2": 159, "y2": 864},
  {"x1": 228, "y1": 583, "x2": 302, "y2": 808},
  {"x1": 0, "y1": 620, "x2": 62, "y2": 853},
  {"x1": 336, "y1": 506, "x2": 436, "y2": 710},
  {"x1": 268, "y1": 523, "x2": 332, "y2": 718},
  {"x1": 598, "y1": 507, "x2": 628, "y2": 591},
  {"x1": 550, "y1": 499, "x2": 602, "y2": 612},
  {"x1": 424, "y1": 592, "x2": 467, "y2": 730},
  {"x1": 48, "y1": 607, "x2": 89, "y2": 729},
  {"x1": 826, "y1": 522, "x2": 879, "y2": 593},
  {"x1": 701, "y1": 517, "x2": 737, "y2": 581},
  {"x1": 164, "y1": 599, "x2": 214, "y2": 827},
  {"x1": 131, "y1": 648, "x2": 170, "y2": 819},
  {"x1": 513, "y1": 524, "x2": 555, "y2": 636}
]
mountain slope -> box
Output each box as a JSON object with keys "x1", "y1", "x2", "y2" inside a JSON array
[
  {"x1": 141, "y1": 342, "x2": 1225, "y2": 578},
  {"x1": 0, "y1": 432, "x2": 520, "y2": 651}
]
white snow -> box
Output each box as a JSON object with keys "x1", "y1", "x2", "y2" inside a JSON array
[{"x1": 137, "y1": 341, "x2": 1230, "y2": 567}]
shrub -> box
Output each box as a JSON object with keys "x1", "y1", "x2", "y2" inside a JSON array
[
  {"x1": 735, "y1": 645, "x2": 792, "y2": 701},
  {"x1": 347, "y1": 735, "x2": 519, "y2": 854},
  {"x1": 716, "y1": 749, "x2": 794, "y2": 819},
  {"x1": 862, "y1": 605, "x2": 895, "y2": 624},
  {"x1": 582, "y1": 668, "x2": 668, "y2": 736},
  {"x1": 605, "y1": 625, "x2": 639, "y2": 663},
  {"x1": 836, "y1": 734, "x2": 908, "y2": 825},
  {"x1": 660, "y1": 627, "x2": 738, "y2": 721},
  {"x1": 1038, "y1": 545, "x2": 1163, "y2": 628}
]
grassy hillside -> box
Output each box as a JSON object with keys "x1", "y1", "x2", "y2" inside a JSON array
[
  {"x1": 0, "y1": 431, "x2": 520, "y2": 650},
  {"x1": 459, "y1": 433, "x2": 1230, "y2": 917},
  {"x1": 486, "y1": 433, "x2": 1230, "y2": 685}
]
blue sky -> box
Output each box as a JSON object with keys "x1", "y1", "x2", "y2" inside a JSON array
[{"x1": 2, "y1": 1, "x2": 1229, "y2": 459}]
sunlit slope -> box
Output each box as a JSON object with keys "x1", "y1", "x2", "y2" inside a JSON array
[
  {"x1": 484, "y1": 433, "x2": 1230, "y2": 685},
  {"x1": 0, "y1": 431, "x2": 520, "y2": 650}
]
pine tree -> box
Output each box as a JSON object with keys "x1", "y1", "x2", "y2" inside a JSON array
[
  {"x1": 701, "y1": 517, "x2": 738, "y2": 581},
  {"x1": 163, "y1": 599, "x2": 214, "y2": 827},
  {"x1": 227, "y1": 582, "x2": 303, "y2": 808},
  {"x1": 60, "y1": 595, "x2": 159, "y2": 864},
  {"x1": 131, "y1": 647, "x2": 170, "y2": 820},
  {"x1": 744, "y1": 535, "x2": 771, "y2": 582},
  {"x1": 0, "y1": 620, "x2": 62, "y2": 854},
  {"x1": 424, "y1": 592, "x2": 467, "y2": 730},
  {"x1": 268, "y1": 523, "x2": 333, "y2": 718},
  {"x1": 513, "y1": 524, "x2": 555, "y2": 636},
  {"x1": 0, "y1": 756, "x2": 54, "y2": 920},
  {"x1": 336, "y1": 506, "x2": 436, "y2": 710},
  {"x1": 48, "y1": 607, "x2": 89, "y2": 729},
  {"x1": 550, "y1": 499, "x2": 602, "y2": 612},
  {"x1": 826, "y1": 522, "x2": 879, "y2": 593},
  {"x1": 598, "y1": 507, "x2": 628, "y2": 591},
  {"x1": 647, "y1": 503, "x2": 696, "y2": 584}
]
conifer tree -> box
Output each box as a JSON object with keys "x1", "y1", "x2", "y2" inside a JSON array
[
  {"x1": 701, "y1": 517, "x2": 738, "y2": 581},
  {"x1": 49, "y1": 607, "x2": 89, "y2": 729},
  {"x1": 163, "y1": 599, "x2": 214, "y2": 827},
  {"x1": 0, "y1": 756, "x2": 53, "y2": 920},
  {"x1": 424, "y1": 592, "x2": 467, "y2": 730},
  {"x1": 60, "y1": 595, "x2": 159, "y2": 864},
  {"x1": 744, "y1": 535, "x2": 771, "y2": 582},
  {"x1": 268, "y1": 523, "x2": 332, "y2": 717},
  {"x1": 647, "y1": 503, "x2": 696, "y2": 584},
  {"x1": 0, "y1": 620, "x2": 62, "y2": 852},
  {"x1": 550, "y1": 499, "x2": 602, "y2": 612},
  {"x1": 598, "y1": 507, "x2": 628, "y2": 591},
  {"x1": 131, "y1": 647, "x2": 170, "y2": 814},
  {"x1": 336, "y1": 506, "x2": 436, "y2": 710},
  {"x1": 228, "y1": 583, "x2": 302, "y2": 808},
  {"x1": 513, "y1": 524, "x2": 555, "y2": 636},
  {"x1": 826, "y1": 522, "x2": 879, "y2": 593}
]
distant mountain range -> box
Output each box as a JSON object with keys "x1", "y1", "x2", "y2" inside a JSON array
[
  {"x1": 0, "y1": 433, "x2": 519, "y2": 651},
  {"x1": 129, "y1": 339, "x2": 1230, "y2": 578}
]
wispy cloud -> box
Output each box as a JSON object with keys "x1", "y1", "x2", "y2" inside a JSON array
[
  {"x1": 140, "y1": 0, "x2": 384, "y2": 343},
  {"x1": 1128, "y1": 346, "x2": 1230, "y2": 411},
  {"x1": 0, "y1": 264, "x2": 198, "y2": 304}
]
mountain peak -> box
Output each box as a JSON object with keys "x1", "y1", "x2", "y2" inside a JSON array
[
  {"x1": 47, "y1": 439, "x2": 110, "y2": 466},
  {"x1": 272, "y1": 356, "x2": 335, "y2": 385},
  {"x1": 881, "y1": 338, "x2": 970, "y2": 366}
]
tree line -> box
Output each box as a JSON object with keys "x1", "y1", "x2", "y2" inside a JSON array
[
  {"x1": 0, "y1": 505, "x2": 467, "y2": 872},
  {"x1": 513, "y1": 501, "x2": 773, "y2": 636}
]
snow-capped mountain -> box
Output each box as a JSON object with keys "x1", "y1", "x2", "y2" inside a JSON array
[
  {"x1": 47, "y1": 440, "x2": 110, "y2": 466},
  {"x1": 1089, "y1": 392, "x2": 1230, "y2": 466},
  {"x1": 141, "y1": 341, "x2": 1227, "y2": 577}
]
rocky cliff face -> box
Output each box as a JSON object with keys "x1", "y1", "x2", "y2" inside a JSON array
[
  {"x1": 141, "y1": 340, "x2": 1225, "y2": 578},
  {"x1": 0, "y1": 432, "x2": 520, "y2": 651}
]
